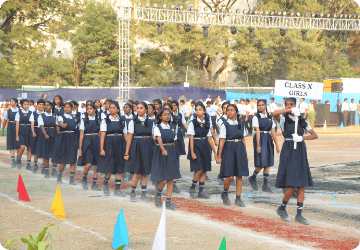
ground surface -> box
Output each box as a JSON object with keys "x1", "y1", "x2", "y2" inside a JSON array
[{"x1": 0, "y1": 126, "x2": 360, "y2": 250}]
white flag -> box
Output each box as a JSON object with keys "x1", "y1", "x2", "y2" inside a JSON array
[
  {"x1": 0, "y1": 242, "x2": 7, "y2": 250},
  {"x1": 152, "y1": 201, "x2": 166, "y2": 250},
  {"x1": 323, "y1": 120, "x2": 326, "y2": 130}
]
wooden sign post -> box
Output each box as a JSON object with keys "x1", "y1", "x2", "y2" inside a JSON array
[{"x1": 274, "y1": 80, "x2": 324, "y2": 149}]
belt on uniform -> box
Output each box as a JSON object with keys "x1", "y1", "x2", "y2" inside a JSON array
[
  {"x1": 226, "y1": 139, "x2": 241, "y2": 142},
  {"x1": 9, "y1": 121, "x2": 15, "y2": 123},
  {"x1": 85, "y1": 133, "x2": 98, "y2": 136},
  {"x1": 20, "y1": 124, "x2": 29, "y2": 126},
  {"x1": 61, "y1": 131, "x2": 74, "y2": 133},
  {"x1": 260, "y1": 131, "x2": 269, "y2": 133},
  {"x1": 194, "y1": 137, "x2": 206, "y2": 140},
  {"x1": 156, "y1": 143, "x2": 173, "y2": 146},
  {"x1": 284, "y1": 138, "x2": 293, "y2": 141},
  {"x1": 45, "y1": 127, "x2": 54, "y2": 129},
  {"x1": 106, "y1": 133, "x2": 122, "y2": 137},
  {"x1": 133, "y1": 136, "x2": 150, "y2": 139}
]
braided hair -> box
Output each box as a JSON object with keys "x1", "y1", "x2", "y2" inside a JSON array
[
  {"x1": 105, "y1": 102, "x2": 124, "y2": 131},
  {"x1": 171, "y1": 100, "x2": 179, "y2": 114},
  {"x1": 227, "y1": 104, "x2": 242, "y2": 129},
  {"x1": 156, "y1": 107, "x2": 170, "y2": 125},
  {"x1": 192, "y1": 102, "x2": 210, "y2": 129},
  {"x1": 84, "y1": 103, "x2": 100, "y2": 125},
  {"x1": 52, "y1": 95, "x2": 64, "y2": 112},
  {"x1": 256, "y1": 99, "x2": 271, "y2": 119},
  {"x1": 134, "y1": 102, "x2": 149, "y2": 126}
]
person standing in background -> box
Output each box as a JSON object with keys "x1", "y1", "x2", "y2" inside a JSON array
[
  {"x1": 269, "y1": 98, "x2": 278, "y2": 133},
  {"x1": 357, "y1": 100, "x2": 360, "y2": 126},
  {"x1": 336, "y1": 99, "x2": 343, "y2": 126},
  {"x1": 178, "y1": 94, "x2": 187, "y2": 103},
  {"x1": 349, "y1": 99, "x2": 357, "y2": 126},
  {"x1": 342, "y1": 98, "x2": 350, "y2": 127},
  {"x1": 28, "y1": 100, "x2": 36, "y2": 113},
  {"x1": 299, "y1": 98, "x2": 308, "y2": 119},
  {"x1": 282, "y1": 98, "x2": 286, "y2": 110},
  {"x1": 215, "y1": 95, "x2": 221, "y2": 106},
  {"x1": 245, "y1": 99, "x2": 254, "y2": 135}
]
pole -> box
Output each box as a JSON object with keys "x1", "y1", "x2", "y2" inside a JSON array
[
  {"x1": 294, "y1": 97, "x2": 300, "y2": 149},
  {"x1": 186, "y1": 66, "x2": 188, "y2": 82},
  {"x1": 119, "y1": 19, "x2": 122, "y2": 108}
]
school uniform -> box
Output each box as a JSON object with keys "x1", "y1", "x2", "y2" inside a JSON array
[
  {"x1": 53, "y1": 105, "x2": 64, "y2": 116},
  {"x1": 275, "y1": 114, "x2": 313, "y2": 188},
  {"x1": 300, "y1": 102, "x2": 308, "y2": 119},
  {"x1": 219, "y1": 119, "x2": 248, "y2": 178},
  {"x1": 77, "y1": 114, "x2": 101, "y2": 166},
  {"x1": 151, "y1": 122, "x2": 181, "y2": 181},
  {"x1": 252, "y1": 113, "x2": 276, "y2": 167},
  {"x1": 245, "y1": 104, "x2": 254, "y2": 135},
  {"x1": 29, "y1": 105, "x2": 36, "y2": 113},
  {"x1": 97, "y1": 115, "x2": 127, "y2": 174},
  {"x1": 3, "y1": 107, "x2": 19, "y2": 150},
  {"x1": 52, "y1": 113, "x2": 78, "y2": 164},
  {"x1": 120, "y1": 113, "x2": 133, "y2": 131},
  {"x1": 186, "y1": 117, "x2": 212, "y2": 172},
  {"x1": 30, "y1": 110, "x2": 43, "y2": 154},
  {"x1": 207, "y1": 105, "x2": 219, "y2": 133},
  {"x1": 217, "y1": 114, "x2": 228, "y2": 129},
  {"x1": 15, "y1": 109, "x2": 33, "y2": 148},
  {"x1": 36, "y1": 112, "x2": 57, "y2": 159},
  {"x1": 173, "y1": 111, "x2": 186, "y2": 156},
  {"x1": 125, "y1": 116, "x2": 154, "y2": 175},
  {"x1": 71, "y1": 110, "x2": 81, "y2": 141}
]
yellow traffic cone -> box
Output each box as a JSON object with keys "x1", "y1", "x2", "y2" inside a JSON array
[{"x1": 51, "y1": 186, "x2": 66, "y2": 219}]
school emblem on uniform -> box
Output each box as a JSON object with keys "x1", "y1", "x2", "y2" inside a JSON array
[
  {"x1": 172, "y1": 129, "x2": 175, "y2": 132},
  {"x1": 24, "y1": 114, "x2": 27, "y2": 116},
  {"x1": 200, "y1": 124, "x2": 203, "y2": 127},
  {"x1": 142, "y1": 122, "x2": 145, "y2": 126},
  {"x1": 73, "y1": 115, "x2": 76, "y2": 118},
  {"x1": 53, "y1": 116, "x2": 55, "y2": 118},
  {"x1": 75, "y1": 119, "x2": 77, "y2": 122}
]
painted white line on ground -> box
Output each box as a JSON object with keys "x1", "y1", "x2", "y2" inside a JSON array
[
  {"x1": 0, "y1": 192, "x2": 109, "y2": 242},
  {"x1": 175, "y1": 212, "x2": 313, "y2": 250}
]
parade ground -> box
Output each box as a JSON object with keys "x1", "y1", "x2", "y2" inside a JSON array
[{"x1": 0, "y1": 127, "x2": 359, "y2": 250}]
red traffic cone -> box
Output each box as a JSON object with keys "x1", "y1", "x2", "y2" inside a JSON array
[{"x1": 17, "y1": 174, "x2": 30, "y2": 201}]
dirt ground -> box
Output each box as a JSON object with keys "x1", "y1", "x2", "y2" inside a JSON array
[{"x1": 0, "y1": 127, "x2": 360, "y2": 250}]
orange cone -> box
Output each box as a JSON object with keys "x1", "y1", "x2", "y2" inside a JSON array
[{"x1": 17, "y1": 174, "x2": 30, "y2": 202}]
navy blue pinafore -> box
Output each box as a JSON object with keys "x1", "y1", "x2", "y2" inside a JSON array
[
  {"x1": 125, "y1": 118, "x2": 154, "y2": 175},
  {"x1": 253, "y1": 114, "x2": 274, "y2": 167},
  {"x1": 151, "y1": 124, "x2": 181, "y2": 181},
  {"x1": 77, "y1": 117, "x2": 101, "y2": 166},
  {"x1": 52, "y1": 115, "x2": 78, "y2": 164},
  {"x1": 219, "y1": 120, "x2": 249, "y2": 178},
  {"x1": 16, "y1": 110, "x2": 32, "y2": 148},
  {"x1": 97, "y1": 119, "x2": 126, "y2": 174},
  {"x1": 173, "y1": 113, "x2": 186, "y2": 156},
  {"x1": 30, "y1": 112, "x2": 40, "y2": 154},
  {"x1": 73, "y1": 112, "x2": 81, "y2": 143},
  {"x1": 52, "y1": 106, "x2": 64, "y2": 146},
  {"x1": 275, "y1": 114, "x2": 313, "y2": 188},
  {"x1": 187, "y1": 119, "x2": 212, "y2": 172},
  {"x1": 6, "y1": 109, "x2": 18, "y2": 150},
  {"x1": 36, "y1": 113, "x2": 56, "y2": 159},
  {"x1": 121, "y1": 115, "x2": 133, "y2": 131}
]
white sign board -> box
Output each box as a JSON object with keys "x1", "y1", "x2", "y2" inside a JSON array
[
  {"x1": 21, "y1": 93, "x2": 27, "y2": 99},
  {"x1": 184, "y1": 82, "x2": 189, "y2": 88},
  {"x1": 274, "y1": 80, "x2": 323, "y2": 100}
]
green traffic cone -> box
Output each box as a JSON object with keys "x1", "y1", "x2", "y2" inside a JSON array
[{"x1": 219, "y1": 237, "x2": 226, "y2": 250}]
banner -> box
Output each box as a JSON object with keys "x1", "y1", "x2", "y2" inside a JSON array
[{"x1": 274, "y1": 80, "x2": 323, "y2": 100}]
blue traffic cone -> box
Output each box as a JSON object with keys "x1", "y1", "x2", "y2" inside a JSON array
[
  {"x1": 339, "y1": 122, "x2": 344, "y2": 130},
  {"x1": 112, "y1": 209, "x2": 129, "y2": 250}
]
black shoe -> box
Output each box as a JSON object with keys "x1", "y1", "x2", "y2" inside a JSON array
[
  {"x1": 82, "y1": 178, "x2": 88, "y2": 190},
  {"x1": 173, "y1": 184, "x2": 181, "y2": 193},
  {"x1": 221, "y1": 193, "x2": 231, "y2": 205},
  {"x1": 155, "y1": 195, "x2": 162, "y2": 207},
  {"x1": 51, "y1": 169, "x2": 58, "y2": 177},
  {"x1": 69, "y1": 179, "x2": 77, "y2": 185},
  {"x1": 11, "y1": 161, "x2": 16, "y2": 168},
  {"x1": 114, "y1": 190, "x2": 126, "y2": 197},
  {"x1": 32, "y1": 166, "x2": 38, "y2": 173},
  {"x1": 217, "y1": 175, "x2": 224, "y2": 185},
  {"x1": 130, "y1": 193, "x2": 137, "y2": 202},
  {"x1": 166, "y1": 202, "x2": 177, "y2": 210},
  {"x1": 295, "y1": 215, "x2": 310, "y2": 225},
  {"x1": 44, "y1": 169, "x2": 50, "y2": 178},
  {"x1": 57, "y1": 174, "x2": 63, "y2": 184},
  {"x1": 235, "y1": 198, "x2": 246, "y2": 207},
  {"x1": 205, "y1": 175, "x2": 211, "y2": 182},
  {"x1": 262, "y1": 185, "x2": 273, "y2": 193},
  {"x1": 248, "y1": 176, "x2": 259, "y2": 191},
  {"x1": 276, "y1": 207, "x2": 291, "y2": 222},
  {"x1": 103, "y1": 185, "x2": 110, "y2": 196},
  {"x1": 91, "y1": 183, "x2": 101, "y2": 191},
  {"x1": 189, "y1": 189, "x2": 197, "y2": 199},
  {"x1": 198, "y1": 192, "x2": 210, "y2": 199},
  {"x1": 41, "y1": 168, "x2": 45, "y2": 175},
  {"x1": 140, "y1": 194, "x2": 150, "y2": 203},
  {"x1": 26, "y1": 164, "x2": 31, "y2": 171}
]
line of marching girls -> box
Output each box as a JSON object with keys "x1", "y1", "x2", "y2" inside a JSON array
[{"x1": 1, "y1": 96, "x2": 317, "y2": 224}]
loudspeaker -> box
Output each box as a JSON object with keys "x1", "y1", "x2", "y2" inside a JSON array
[{"x1": 314, "y1": 104, "x2": 330, "y2": 125}]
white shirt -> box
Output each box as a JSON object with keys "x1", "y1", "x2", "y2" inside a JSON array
[
  {"x1": 219, "y1": 118, "x2": 247, "y2": 138},
  {"x1": 37, "y1": 112, "x2": 55, "y2": 127},
  {"x1": 153, "y1": 122, "x2": 178, "y2": 141},
  {"x1": 56, "y1": 113, "x2": 74, "y2": 125},
  {"x1": 269, "y1": 102, "x2": 278, "y2": 113},
  {"x1": 79, "y1": 114, "x2": 96, "y2": 131},
  {"x1": 179, "y1": 105, "x2": 188, "y2": 117},
  {"x1": 127, "y1": 115, "x2": 154, "y2": 135},
  {"x1": 80, "y1": 107, "x2": 86, "y2": 114},
  {"x1": 148, "y1": 115, "x2": 156, "y2": 120},
  {"x1": 15, "y1": 109, "x2": 34, "y2": 122},
  {"x1": 252, "y1": 113, "x2": 276, "y2": 128},
  {"x1": 190, "y1": 106, "x2": 195, "y2": 114},
  {"x1": 349, "y1": 103, "x2": 357, "y2": 111},
  {"x1": 29, "y1": 105, "x2": 36, "y2": 112},
  {"x1": 279, "y1": 115, "x2": 312, "y2": 132},
  {"x1": 245, "y1": 104, "x2": 253, "y2": 115},
  {"x1": 100, "y1": 115, "x2": 127, "y2": 133},
  {"x1": 206, "y1": 105, "x2": 217, "y2": 116},
  {"x1": 205, "y1": 98, "x2": 212, "y2": 103},
  {"x1": 341, "y1": 102, "x2": 350, "y2": 112},
  {"x1": 217, "y1": 115, "x2": 228, "y2": 128},
  {"x1": 300, "y1": 102, "x2": 308, "y2": 113},
  {"x1": 2, "y1": 107, "x2": 19, "y2": 120},
  {"x1": 187, "y1": 117, "x2": 212, "y2": 137},
  {"x1": 237, "y1": 104, "x2": 246, "y2": 115}
]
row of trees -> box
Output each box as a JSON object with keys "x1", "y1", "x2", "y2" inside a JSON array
[{"x1": 0, "y1": 0, "x2": 359, "y2": 89}]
